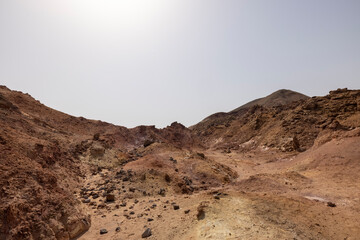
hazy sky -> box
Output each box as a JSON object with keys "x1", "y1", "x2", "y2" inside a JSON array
[{"x1": 1, "y1": 0, "x2": 359, "y2": 128}]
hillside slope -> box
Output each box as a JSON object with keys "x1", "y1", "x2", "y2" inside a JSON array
[
  {"x1": 0, "y1": 86, "x2": 202, "y2": 239},
  {"x1": 192, "y1": 88, "x2": 360, "y2": 151}
]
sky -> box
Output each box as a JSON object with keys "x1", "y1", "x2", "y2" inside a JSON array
[{"x1": 1, "y1": 0, "x2": 359, "y2": 128}]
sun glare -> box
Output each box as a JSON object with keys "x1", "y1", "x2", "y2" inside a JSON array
[{"x1": 67, "y1": 0, "x2": 167, "y2": 30}]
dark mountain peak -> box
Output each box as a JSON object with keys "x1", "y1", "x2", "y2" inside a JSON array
[{"x1": 230, "y1": 89, "x2": 309, "y2": 113}]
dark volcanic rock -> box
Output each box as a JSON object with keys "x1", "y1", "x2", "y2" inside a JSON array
[
  {"x1": 106, "y1": 194, "x2": 115, "y2": 202},
  {"x1": 142, "y1": 228, "x2": 152, "y2": 238}
]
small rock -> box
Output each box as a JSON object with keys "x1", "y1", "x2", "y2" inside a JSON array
[
  {"x1": 106, "y1": 194, "x2": 115, "y2": 202},
  {"x1": 158, "y1": 188, "x2": 166, "y2": 196},
  {"x1": 100, "y1": 229, "x2": 108, "y2": 235},
  {"x1": 164, "y1": 174, "x2": 171, "y2": 183},
  {"x1": 184, "y1": 210, "x2": 190, "y2": 214},
  {"x1": 115, "y1": 227, "x2": 121, "y2": 232},
  {"x1": 93, "y1": 133, "x2": 100, "y2": 140},
  {"x1": 327, "y1": 202, "x2": 336, "y2": 207},
  {"x1": 173, "y1": 205, "x2": 180, "y2": 210},
  {"x1": 147, "y1": 218, "x2": 154, "y2": 222},
  {"x1": 142, "y1": 228, "x2": 152, "y2": 238},
  {"x1": 82, "y1": 199, "x2": 91, "y2": 203}
]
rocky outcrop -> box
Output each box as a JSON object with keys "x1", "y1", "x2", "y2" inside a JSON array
[{"x1": 192, "y1": 88, "x2": 360, "y2": 151}]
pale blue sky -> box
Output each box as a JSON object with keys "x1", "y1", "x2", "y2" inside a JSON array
[{"x1": 1, "y1": 0, "x2": 359, "y2": 128}]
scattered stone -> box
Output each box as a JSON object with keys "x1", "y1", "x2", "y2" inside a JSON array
[
  {"x1": 197, "y1": 209, "x2": 205, "y2": 220},
  {"x1": 115, "y1": 227, "x2": 121, "y2": 232},
  {"x1": 147, "y1": 218, "x2": 154, "y2": 222},
  {"x1": 97, "y1": 203, "x2": 106, "y2": 209},
  {"x1": 327, "y1": 202, "x2": 336, "y2": 207},
  {"x1": 164, "y1": 174, "x2": 171, "y2": 183},
  {"x1": 144, "y1": 139, "x2": 154, "y2": 148},
  {"x1": 82, "y1": 199, "x2": 91, "y2": 203},
  {"x1": 184, "y1": 210, "x2": 190, "y2": 214},
  {"x1": 183, "y1": 176, "x2": 192, "y2": 186},
  {"x1": 106, "y1": 194, "x2": 115, "y2": 202},
  {"x1": 130, "y1": 211, "x2": 135, "y2": 215},
  {"x1": 197, "y1": 202, "x2": 208, "y2": 220},
  {"x1": 129, "y1": 187, "x2": 136, "y2": 192},
  {"x1": 169, "y1": 157, "x2": 177, "y2": 163},
  {"x1": 100, "y1": 229, "x2": 108, "y2": 235},
  {"x1": 142, "y1": 228, "x2": 152, "y2": 238},
  {"x1": 158, "y1": 188, "x2": 166, "y2": 196},
  {"x1": 93, "y1": 133, "x2": 100, "y2": 140},
  {"x1": 173, "y1": 205, "x2": 180, "y2": 210},
  {"x1": 151, "y1": 204, "x2": 157, "y2": 209}
]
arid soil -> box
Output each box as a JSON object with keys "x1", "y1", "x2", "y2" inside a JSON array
[{"x1": 1, "y1": 86, "x2": 359, "y2": 240}]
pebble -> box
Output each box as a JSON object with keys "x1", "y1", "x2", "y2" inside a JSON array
[{"x1": 142, "y1": 228, "x2": 152, "y2": 238}]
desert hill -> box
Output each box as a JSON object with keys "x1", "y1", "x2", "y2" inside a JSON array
[
  {"x1": 192, "y1": 88, "x2": 360, "y2": 151},
  {"x1": 192, "y1": 89, "x2": 309, "y2": 130},
  {"x1": 1, "y1": 85, "x2": 360, "y2": 240}
]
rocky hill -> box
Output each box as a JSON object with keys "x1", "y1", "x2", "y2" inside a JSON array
[
  {"x1": 1, "y1": 85, "x2": 360, "y2": 240},
  {"x1": 191, "y1": 89, "x2": 309, "y2": 132},
  {"x1": 192, "y1": 88, "x2": 360, "y2": 151},
  {"x1": 0, "y1": 86, "x2": 204, "y2": 239}
]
